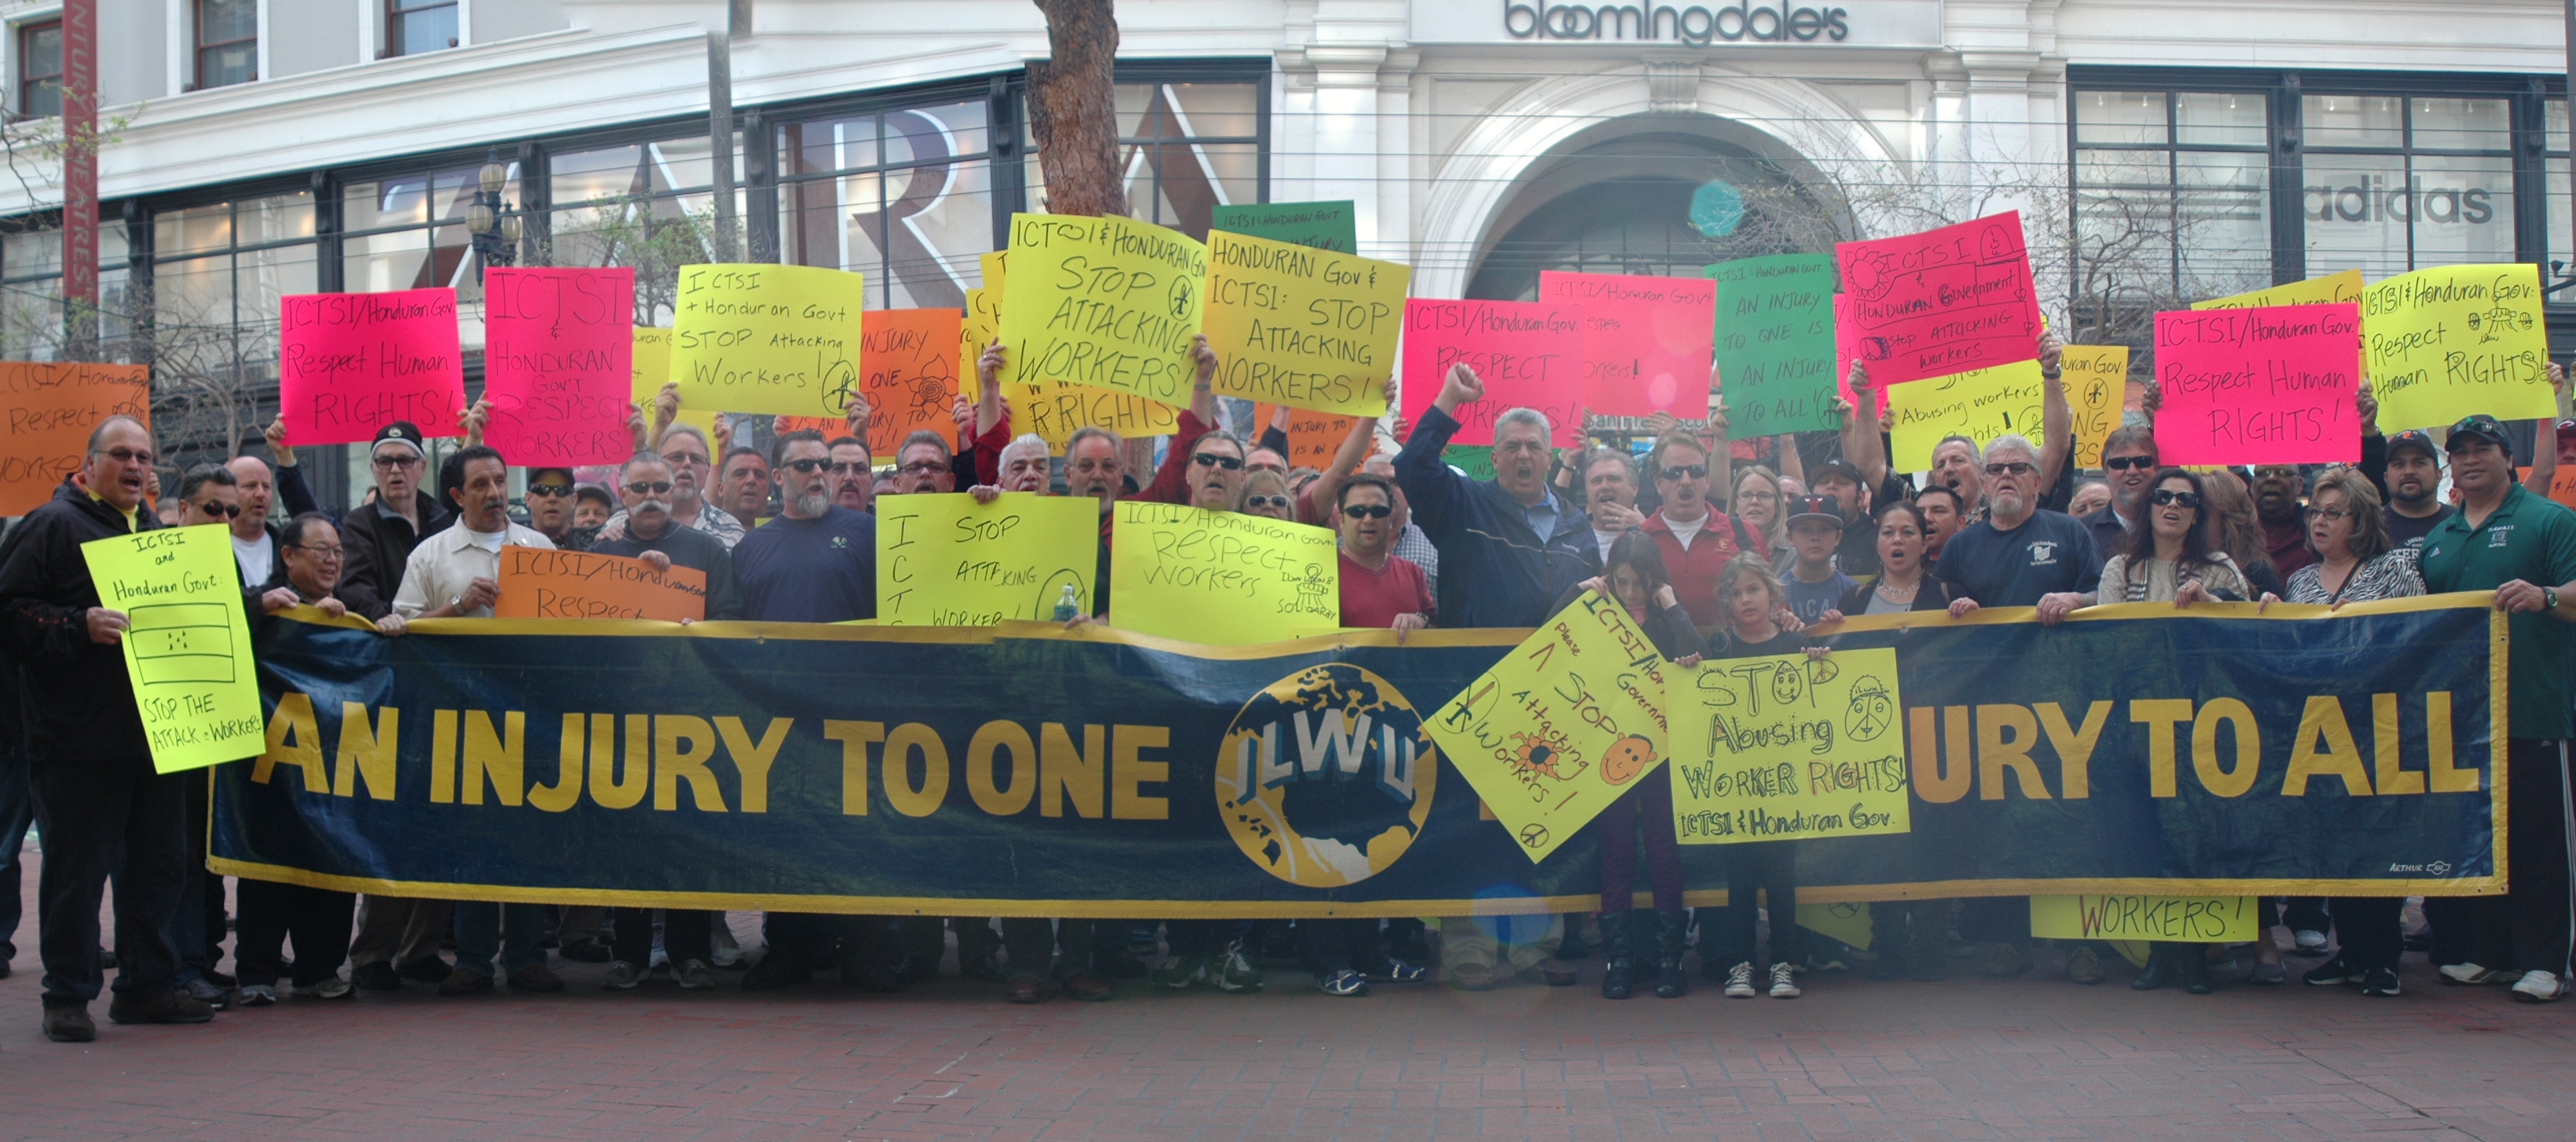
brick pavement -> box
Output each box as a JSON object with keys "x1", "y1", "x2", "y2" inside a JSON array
[{"x1": 2, "y1": 858, "x2": 2573, "y2": 1141}]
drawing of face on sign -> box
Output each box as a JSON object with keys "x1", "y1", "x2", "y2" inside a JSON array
[
  {"x1": 1845, "y1": 676, "x2": 1895, "y2": 744},
  {"x1": 1980, "y1": 221, "x2": 2017, "y2": 261},
  {"x1": 1600, "y1": 735, "x2": 1656, "y2": 787}
]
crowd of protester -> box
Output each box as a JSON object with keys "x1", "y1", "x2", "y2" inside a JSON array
[{"x1": 3, "y1": 329, "x2": 2574, "y2": 1046}]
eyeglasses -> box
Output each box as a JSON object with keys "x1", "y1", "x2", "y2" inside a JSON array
[
  {"x1": 1342, "y1": 503, "x2": 1394, "y2": 519},
  {"x1": 2102, "y1": 455, "x2": 2157, "y2": 472},
  {"x1": 371, "y1": 454, "x2": 423, "y2": 470},
  {"x1": 1191, "y1": 453, "x2": 1243, "y2": 470},
  {"x1": 1983, "y1": 461, "x2": 2036, "y2": 476},
  {"x1": 898, "y1": 461, "x2": 947, "y2": 475},
  {"x1": 2149, "y1": 488, "x2": 2202, "y2": 509},
  {"x1": 526, "y1": 483, "x2": 574, "y2": 497},
  {"x1": 287, "y1": 544, "x2": 344, "y2": 559},
  {"x1": 193, "y1": 501, "x2": 243, "y2": 518},
  {"x1": 828, "y1": 461, "x2": 870, "y2": 474},
  {"x1": 661, "y1": 452, "x2": 708, "y2": 468},
  {"x1": 1658, "y1": 463, "x2": 1708, "y2": 481},
  {"x1": 624, "y1": 481, "x2": 674, "y2": 495},
  {"x1": 782, "y1": 458, "x2": 833, "y2": 474},
  {"x1": 2303, "y1": 506, "x2": 2351, "y2": 523},
  {"x1": 1245, "y1": 494, "x2": 1291, "y2": 509},
  {"x1": 93, "y1": 447, "x2": 153, "y2": 465}
]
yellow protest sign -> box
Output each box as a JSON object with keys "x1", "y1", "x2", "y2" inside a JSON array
[
  {"x1": 631, "y1": 327, "x2": 715, "y2": 446},
  {"x1": 1204, "y1": 230, "x2": 1405, "y2": 417},
  {"x1": 2191, "y1": 269, "x2": 2364, "y2": 310},
  {"x1": 2364, "y1": 263, "x2": 2551, "y2": 432},
  {"x1": 2059, "y1": 345, "x2": 2129, "y2": 468},
  {"x1": 875, "y1": 492, "x2": 1097, "y2": 624},
  {"x1": 1108, "y1": 501, "x2": 1336, "y2": 645},
  {"x1": 1885, "y1": 360, "x2": 2048, "y2": 471},
  {"x1": 79, "y1": 525, "x2": 263, "y2": 773},
  {"x1": 670, "y1": 263, "x2": 865, "y2": 417},
  {"x1": 2029, "y1": 894, "x2": 2260, "y2": 942},
  {"x1": 965, "y1": 284, "x2": 1180, "y2": 448},
  {"x1": 1424, "y1": 592, "x2": 1671, "y2": 863},
  {"x1": 1669, "y1": 647, "x2": 1908, "y2": 845},
  {"x1": 996, "y1": 213, "x2": 1207, "y2": 404}
]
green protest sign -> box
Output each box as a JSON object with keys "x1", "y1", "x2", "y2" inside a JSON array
[
  {"x1": 80, "y1": 523, "x2": 264, "y2": 773},
  {"x1": 1706, "y1": 253, "x2": 1838, "y2": 435},
  {"x1": 1210, "y1": 201, "x2": 1358, "y2": 254}
]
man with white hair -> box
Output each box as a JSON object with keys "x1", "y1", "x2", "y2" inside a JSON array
[
  {"x1": 995, "y1": 434, "x2": 1052, "y2": 494},
  {"x1": 1393, "y1": 364, "x2": 1591, "y2": 628},
  {"x1": 1932, "y1": 430, "x2": 2103, "y2": 982}
]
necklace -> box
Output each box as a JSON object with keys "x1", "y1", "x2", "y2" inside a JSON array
[{"x1": 1876, "y1": 578, "x2": 1919, "y2": 601}]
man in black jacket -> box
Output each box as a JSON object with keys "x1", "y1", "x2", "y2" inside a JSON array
[
  {"x1": 0, "y1": 415, "x2": 215, "y2": 1042},
  {"x1": 336, "y1": 421, "x2": 451, "y2": 622}
]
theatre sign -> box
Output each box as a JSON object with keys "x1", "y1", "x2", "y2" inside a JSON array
[{"x1": 1407, "y1": 0, "x2": 1944, "y2": 46}]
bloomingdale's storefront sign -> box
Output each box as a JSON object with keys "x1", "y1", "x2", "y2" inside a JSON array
[{"x1": 1406, "y1": 0, "x2": 1942, "y2": 46}]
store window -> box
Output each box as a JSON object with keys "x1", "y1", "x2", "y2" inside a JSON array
[
  {"x1": 195, "y1": 0, "x2": 257, "y2": 89},
  {"x1": 19, "y1": 19, "x2": 60, "y2": 118},
  {"x1": 1113, "y1": 81, "x2": 1262, "y2": 239},
  {"x1": 549, "y1": 135, "x2": 740, "y2": 325},
  {"x1": 2302, "y1": 94, "x2": 2516, "y2": 278},
  {"x1": 0, "y1": 220, "x2": 133, "y2": 361},
  {"x1": 775, "y1": 100, "x2": 992, "y2": 310},
  {"x1": 148, "y1": 192, "x2": 316, "y2": 439},
  {"x1": 341, "y1": 161, "x2": 517, "y2": 347},
  {"x1": 385, "y1": 0, "x2": 456, "y2": 57},
  {"x1": 2072, "y1": 89, "x2": 2273, "y2": 302}
]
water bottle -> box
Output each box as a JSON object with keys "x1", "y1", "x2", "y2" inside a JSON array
[{"x1": 1053, "y1": 584, "x2": 1081, "y2": 623}]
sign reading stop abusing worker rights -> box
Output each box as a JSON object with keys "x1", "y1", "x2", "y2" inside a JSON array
[
  {"x1": 996, "y1": 213, "x2": 1209, "y2": 405},
  {"x1": 1834, "y1": 212, "x2": 2042, "y2": 386},
  {"x1": 481, "y1": 267, "x2": 635, "y2": 465},
  {"x1": 2153, "y1": 303, "x2": 2361, "y2": 465},
  {"x1": 278, "y1": 287, "x2": 466, "y2": 446},
  {"x1": 1537, "y1": 271, "x2": 1715, "y2": 419},
  {"x1": 1204, "y1": 230, "x2": 1406, "y2": 418},
  {"x1": 1397, "y1": 299, "x2": 1583, "y2": 447}
]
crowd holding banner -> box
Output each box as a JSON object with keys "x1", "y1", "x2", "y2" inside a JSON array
[{"x1": 1, "y1": 206, "x2": 2572, "y2": 1048}]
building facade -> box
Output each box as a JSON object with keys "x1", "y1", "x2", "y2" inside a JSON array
[{"x1": 0, "y1": 0, "x2": 2564, "y2": 496}]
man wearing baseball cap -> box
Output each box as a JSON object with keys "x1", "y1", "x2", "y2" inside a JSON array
[
  {"x1": 519, "y1": 465, "x2": 593, "y2": 552},
  {"x1": 337, "y1": 421, "x2": 452, "y2": 621},
  {"x1": 2377, "y1": 430, "x2": 2452, "y2": 551},
  {"x1": 2415, "y1": 413, "x2": 2576, "y2": 1002},
  {"x1": 1805, "y1": 459, "x2": 1880, "y2": 579}
]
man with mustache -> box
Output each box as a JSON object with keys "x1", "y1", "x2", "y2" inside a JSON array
[{"x1": 1394, "y1": 363, "x2": 1593, "y2": 629}]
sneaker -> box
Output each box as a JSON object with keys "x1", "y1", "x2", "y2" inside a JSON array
[
  {"x1": 2358, "y1": 967, "x2": 2401, "y2": 997},
  {"x1": 1365, "y1": 958, "x2": 1427, "y2": 983},
  {"x1": 648, "y1": 947, "x2": 670, "y2": 973},
  {"x1": 1211, "y1": 941, "x2": 1265, "y2": 993},
  {"x1": 2065, "y1": 945, "x2": 2104, "y2": 985},
  {"x1": 1768, "y1": 962, "x2": 1801, "y2": 999},
  {"x1": 351, "y1": 961, "x2": 403, "y2": 991},
  {"x1": 2292, "y1": 929, "x2": 2329, "y2": 956},
  {"x1": 603, "y1": 961, "x2": 644, "y2": 990},
  {"x1": 108, "y1": 990, "x2": 217, "y2": 1024},
  {"x1": 182, "y1": 978, "x2": 232, "y2": 1010},
  {"x1": 2511, "y1": 969, "x2": 2566, "y2": 1002},
  {"x1": 676, "y1": 959, "x2": 716, "y2": 991},
  {"x1": 1723, "y1": 961, "x2": 1757, "y2": 998},
  {"x1": 509, "y1": 964, "x2": 567, "y2": 993},
  {"x1": 2245, "y1": 959, "x2": 2286, "y2": 985},
  {"x1": 709, "y1": 919, "x2": 746, "y2": 968},
  {"x1": 2439, "y1": 963, "x2": 2513, "y2": 985},
  {"x1": 236, "y1": 984, "x2": 278, "y2": 1007},
  {"x1": 1148, "y1": 956, "x2": 1204, "y2": 989},
  {"x1": 2303, "y1": 958, "x2": 2364, "y2": 987},
  {"x1": 299, "y1": 977, "x2": 354, "y2": 1000},
  {"x1": 1319, "y1": 969, "x2": 1369, "y2": 997},
  {"x1": 1981, "y1": 942, "x2": 2031, "y2": 977},
  {"x1": 41, "y1": 1004, "x2": 96, "y2": 1042}
]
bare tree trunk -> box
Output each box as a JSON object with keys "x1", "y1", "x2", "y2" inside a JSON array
[{"x1": 1026, "y1": 0, "x2": 1125, "y2": 218}]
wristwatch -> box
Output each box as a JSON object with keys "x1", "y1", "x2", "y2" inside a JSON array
[{"x1": 2546, "y1": 586, "x2": 2559, "y2": 612}]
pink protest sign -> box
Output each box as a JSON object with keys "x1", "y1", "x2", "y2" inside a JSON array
[
  {"x1": 1830, "y1": 294, "x2": 1886, "y2": 419},
  {"x1": 1537, "y1": 271, "x2": 1714, "y2": 418},
  {"x1": 2152, "y1": 303, "x2": 2361, "y2": 465},
  {"x1": 278, "y1": 288, "x2": 466, "y2": 446},
  {"x1": 481, "y1": 267, "x2": 637, "y2": 465},
  {"x1": 1399, "y1": 299, "x2": 1583, "y2": 446},
  {"x1": 1834, "y1": 212, "x2": 2042, "y2": 386}
]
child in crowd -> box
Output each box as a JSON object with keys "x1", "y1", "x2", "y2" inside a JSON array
[
  {"x1": 1781, "y1": 496, "x2": 1858, "y2": 626},
  {"x1": 1700, "y1": 555, "x2": 1822, "y2": 999}
]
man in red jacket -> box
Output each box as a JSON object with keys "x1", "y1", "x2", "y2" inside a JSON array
[{"x1": 1638, "y1": 431, "x2": 1746, "y2": 626}]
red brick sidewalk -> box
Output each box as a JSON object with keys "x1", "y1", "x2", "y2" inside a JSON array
[{"x1": 3, "y1": 863, "x2": 2573, "y2": 1140}]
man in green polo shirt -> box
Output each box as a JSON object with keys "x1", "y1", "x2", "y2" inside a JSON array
[{"x1": 2416, "y1": 413, "x2": 2576, "y2": 1004}]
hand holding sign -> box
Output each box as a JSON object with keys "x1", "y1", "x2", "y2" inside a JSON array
[
  {"x1": 1669, "y1": 647, "x2": 1909, "y2": 845},
  {"x1": 671, "y1": 263, "x2": 866, "y2": 418},
  {"x1": 997, "y1": 213, "x2": 1209, "y2": 404},
  {"x1": 1398, "y1": 299, "x2": 1583, "y2": 446},
  {"x1": 1834, "y1": 212, "x2": 2041, "y2": 385},
  {"x1": 2154, "y1": 303, "x2": 2359, "y2": 465},
  {"x1": 877, "y1": 492, "x2": 1097, "y2": 625},
  {"x1": 79, "y1": 525, "x2": 263, "y2": 773},
  {"x1": 481, "y1": 267, "x2": 636, "y2": 465}
]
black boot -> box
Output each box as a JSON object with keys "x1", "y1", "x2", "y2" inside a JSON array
[
  {"x1": 2131, "y1": 943, "x2": 2176, "y2": 991},
  {"x1": 2181, "y1": 944, "x2": 2214, "y2": 994},
  {"x1": 1653, "y1": 910, "x2": 1690, "y2": 998},
  {"x1": 1599, "y1": 912, "x2": 1634, "y2": 1000}
]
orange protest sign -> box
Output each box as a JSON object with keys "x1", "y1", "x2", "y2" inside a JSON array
[
  {"x1": 854, "y1": 309, "x2": 962, "y2": 458},
  {"x1": 1252, "y1": 404, "x2": 1361, "y2": 468},
  {"x1": 494, "y1": 545, "x2": 707, "y2": 622},
  {"x1": 0, "y1": 362, "x2": 150, "y2": 517}
]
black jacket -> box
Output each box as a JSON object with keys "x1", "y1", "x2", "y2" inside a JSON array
[
  {"x1": 591, "y1": 524, "x2": 747, "y2": 622},
  {"x1": 1395, "y1": 406, "x2": 1595, "y2": 628},
  {"x1": 338, "y1": 492, "x2": 452, "y2": 622},
  {"x1": 1547, "y1": 584, "x2": 1701, "y2": 661},
  {"x1": 0, "y1": 479, "x2": 160, "y2": 761}
]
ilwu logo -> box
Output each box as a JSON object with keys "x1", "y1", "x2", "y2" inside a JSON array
[{"x1": 1216, "y1": 663, "x2": 1436, "y2": 887}]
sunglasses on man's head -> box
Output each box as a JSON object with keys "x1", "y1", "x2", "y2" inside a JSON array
[
  {"x1": 2149, "y1": 488, "x2": 2201, "y2": 509},
  {"x1": 1192, "y1": 453, "x2": 1244, "y2": 470},
  {"x1": 527, "y1": 483, "x2": 574, "y2": 497},
  {"x1": 2102, "y1": 455, "x2": 2157, "y2": 471},
  {"x1": 1658, "y1": 463, "x2": 1708, "y2": 481},
  {"x1": 625, "y1": 481, "x2": 674, "y2": 495},
  {"x1": 1244, "y1": 494, "x2": 1291, "y2": 509},
  {"x1": 1342, "y1": 503, "x2": 1394, "y2": 519}
]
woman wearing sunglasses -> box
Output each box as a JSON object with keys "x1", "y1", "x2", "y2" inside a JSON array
[{"x1": 1234, "y1": 470, "x2": 1299, "y2": 522}]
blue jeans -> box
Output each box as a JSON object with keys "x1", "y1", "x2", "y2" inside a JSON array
[{"x1": 453, "y1": 901, "x2": 549, "y2": 978}]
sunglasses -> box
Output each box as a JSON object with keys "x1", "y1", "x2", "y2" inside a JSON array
[
  {"x1": 625, "y1": 481, "x2": 674, "y2": 495},
  {"x1": 1658, "y1": 463, "x2": 1708, "y2": 481},
  {"x1": 95, "y1": 447, "x2": 155, "y2": 465},
  {"x1": 1245, "y1": 494, "x2": 1291, "y2": 509},
  {"x1": 371, "y1": 454, "x2": 423, "y2": 470},
  {"x1": 782, "y1": 458, "x2": 833, "y2": 474},
  {"x1": 2102, "y1": 455, "x2": 2157, "y2": 472},
  {"x1": 661, "y1": 452, "x2": 707, "y2": 467},
  {"x1": 2149, "y1": 488, "x2": 2202, "y2": 509},
  {"x1": 195, "y1": 501, "x2": 243, "y2": 518},
  {"x1": 1342, "y1": 503, "x2": 1393, "y2": 519},
  {"x1": 527, "y1": 483, "x2": 574, "y2": 497},
  {"x1": 1983, "y1": 461, "x2": 2036, "y2": 476},
  {"x1": 1192, "y1": 453, "x2": 1244, "y2": 470}
]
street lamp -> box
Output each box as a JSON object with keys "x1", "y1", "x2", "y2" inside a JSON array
[{"x1": 465, "y1": 156, "x2": 522, "y2": 274}]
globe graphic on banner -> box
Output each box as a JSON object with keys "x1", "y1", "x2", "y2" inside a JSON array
[{"x1": 1215, "y1": 663, "x2": 1436, "y2": 888}]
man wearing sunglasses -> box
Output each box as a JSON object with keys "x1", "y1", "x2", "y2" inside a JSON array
[
  {"x1": 1841, "y1": 333, "x2": 2073, "y2": 526},
  {"x1": 1394, "y1": 364, "x2": 1594, "y2": 628},
  {"x1": 599, "y1": 426, "x2": 745, "y2": 551},
  {"x1": 169, "y1": 465, "x2": 258, "y2": 1010},
  {"x1": 518, "y1": 465, "x2": 593, "y2": 552},
  {"x1": 2080, "y1": 426, "x2": 2161, "y2": 559},
  {"x1": 338, "y1": 421, "x2": 454, "y2": 624},
  {"x1": 1639, "y1": 432, "x2": 1748, "y2": 626},
  {"x1": 0, "y1": 415, "x2": 216, "y2": 1040}
]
